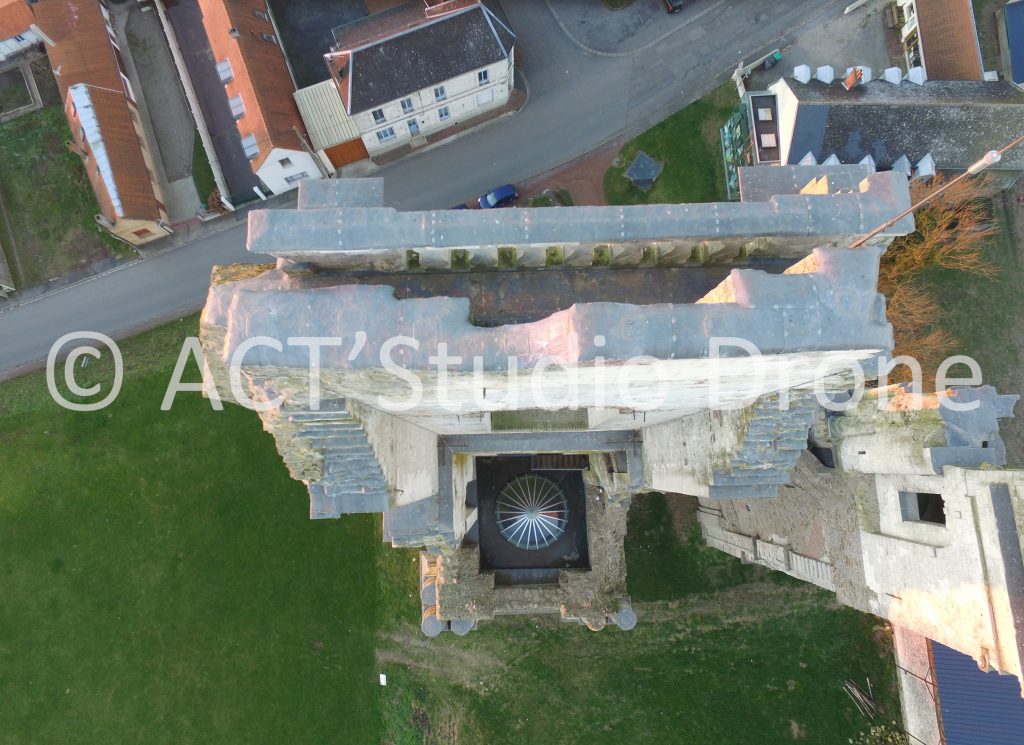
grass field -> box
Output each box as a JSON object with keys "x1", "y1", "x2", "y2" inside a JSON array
[
  {"x1": 1, "y1": 320, "x2": 900, "y2": 744},
  {"x1": 604, "y1": 83, "x2": 736, "y2": 205},
  {"x1": 192, "y1": 134, "x2": 218, "y2": 207},
  {"x1": 917, "y1": 195, "x2": 1024, "y2": 463},
  {"x1": 0, "y1": 319, "x2": 416, "y2": 744},
  {"x1": 0, "y1": 106, "x2": 130, "y2": 289},
  {"x1": 0, "y1": 69, "x2": 31, "y2": 114},
  {"x1": 380, "y1": 493, "x2": 901, "y2": 744}
]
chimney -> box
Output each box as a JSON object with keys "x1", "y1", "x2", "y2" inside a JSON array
[
  {"x1": 841, "y1": 67, "x2": 863, "y2": 91},
  {"x1": 793, "y1": 64, "x2": 812, "y2": 84},
  {"x1": 905, "y1": 66, "x2": 926, "y2": 85},
  {"x1": 815, "y1": 65, "x2": 835, "y2": 84},
  {"x1": 883, "y1": 67, "x2": 902, "y2": 84}
]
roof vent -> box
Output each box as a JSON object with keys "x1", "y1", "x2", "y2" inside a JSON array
[
  {"x1": 905, "y1": 66, "x2": 926, "y2": 85},
  {"x1": 883, "y1": 67, "x2": 902, "y2": 84},
  {"x1": 892, "y1": 155, "x2": 912, "y2": 176},
  {"x1": 860, "y1": 154, "x2": 876, "y2": 172},
  {"x1": 793, "y1": 64, "x2": 812, "y2": 84},
  {"x1": 915, "y1": 153, "x2": 936, "y2": 179},
  {"x1": 815, "y1": 65, "x2": 835, "y2": 84},
  {"x1": 229, "y1": 27, "x2": 240, "y2": 38}
]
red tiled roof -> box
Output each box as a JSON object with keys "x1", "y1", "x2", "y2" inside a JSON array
[
  {"x1": 31, "y1": 0, "x2": 123, "y2": 97},
  {"x1": 33, "y1": 0, "x2": 162, "y2": 223},
  {"x1": 66, "y1": 85, "x2": 162, "y2": 222},
  {"x1": 0, "y1": 0, "x2": 32, "y2": 42},
  {"x1": 199, "y1": 0, "x2": 306, "y2": 171},
  {"x1": 916, "y1": 0, "x2": 984, "y2": 81}
]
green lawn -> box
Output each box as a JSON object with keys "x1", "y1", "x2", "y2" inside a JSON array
[
  {"x1": 0, "y1": 106, "x2": 130, "y2": 289},
  {"x1": 917, "y1": 195, "x2": 1024, "y2": 464},
  {"x1": 380, "y1": 494, "x2": 901, "y2": 745},
  {"x1": 0, "y1": 318, "x2": 416, "y2": 744},
  {"x1": 0, "y1": 69, "x2": 31, "y2": 114},
  {"x1": 604, "y1": 83, "x2": 737, "y2": 205},
  {"x1": 192, "y1": 134, "x2": 218, "y2": 207},
  {"x1": 2, "y1": 320, "x2": 901, "y2": 744}
]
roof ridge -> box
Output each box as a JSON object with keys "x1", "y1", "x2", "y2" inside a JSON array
[{"x1": 350, "y1": 4, "x2": 479, "y2": 54}]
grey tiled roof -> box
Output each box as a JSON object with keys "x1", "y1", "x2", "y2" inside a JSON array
[
  {"x1": 345, "y1": 4, "x2": 514, "y2": 114},
  {"x1": 785, "y1": 79, "x2": 1024, "y2": 170}
]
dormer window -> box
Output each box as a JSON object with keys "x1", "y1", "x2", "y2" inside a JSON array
[{"x1": 217, "y1": 59, "x2": 233, "y2": 83}]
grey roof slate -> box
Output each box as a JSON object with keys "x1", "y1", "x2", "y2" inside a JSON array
[
  {"x1": 784, "y1": 79, "x2": 1024, "y2": 170},
  {"x1": 345, "y1": 4, "x2": 514, "y2": 114},
  {"x1": 738, "y1": 164, "x2": 872, "y2": 202},
  {"x1": 626, "y1": 151, "x2": 663, "y2": 191}
]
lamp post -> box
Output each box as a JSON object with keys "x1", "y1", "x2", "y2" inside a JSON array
[{"x1": 850, "y1": 133, "x2": 1024, "y2": 248}]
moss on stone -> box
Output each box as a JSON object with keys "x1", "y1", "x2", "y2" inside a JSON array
[
  {"x1": 498, "y1": 246, "x2": 517, "y2": 269},
  {"x1": 545, "y1": 246, "x2": 564, "y2": 267},
  {"x1": 406, "y1": 250, "x2": 421, "y2": 270},
  {"x1": 593, "y1": 245, "x2": 611, "y2": 267},
  {"x1": 451, "y1": 249, "x2": 471, "y2": 271}
]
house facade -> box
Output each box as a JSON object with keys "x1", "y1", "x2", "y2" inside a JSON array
[
  {"x1": 350, "y1": 55, "x2": 513, "y2": 155},
  {"x1": 325, "y1": 1, "x2": 516, "y2": 157},
  {"x1": 0, "y1": 0, "x2": 36, "y2": 61},
  {"x1": 33, "y1": 0, "x2": 170, "y2": 246}
]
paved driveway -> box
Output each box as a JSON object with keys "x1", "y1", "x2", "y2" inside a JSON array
[{"x1": 0, "y1": 0, "x2": 847, "y2": 379}]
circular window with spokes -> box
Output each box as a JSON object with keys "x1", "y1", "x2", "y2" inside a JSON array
[{"x1": 495, "y1": 474, "x2": 570, "y2": 550}]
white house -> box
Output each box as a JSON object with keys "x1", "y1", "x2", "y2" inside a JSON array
[{"x1": 325, "y1": 0, "x2": 515, "y2": 157}]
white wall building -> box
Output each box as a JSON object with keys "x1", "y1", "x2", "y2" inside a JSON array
[{"x1": 325, "y1": 1, "x2": 515, "y2": 157}]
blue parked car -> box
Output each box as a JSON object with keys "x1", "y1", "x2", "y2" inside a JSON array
[{"x1": 478, "y1": 184, "x2": 518, "y2": 209}]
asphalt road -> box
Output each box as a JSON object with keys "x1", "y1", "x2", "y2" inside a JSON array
[{"x1": 0, "y1": 0, "x2": 844, "y2": 380}]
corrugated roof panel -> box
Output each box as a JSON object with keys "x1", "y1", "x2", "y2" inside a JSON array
[
  {"x1": 294, "y1": 80, "x2": 360, "y2": 152},
  {"x1": 932, "y1": 641, "x2": 1024, "y2": 745}
]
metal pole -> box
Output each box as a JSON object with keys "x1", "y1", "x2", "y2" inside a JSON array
[{"x1": 850, "y1": 132, "x2": 1024, "y2": 248}]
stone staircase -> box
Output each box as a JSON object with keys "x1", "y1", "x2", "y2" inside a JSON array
[
  {"x1": 280, "y1": 399, "x2": 389, "y2": 518},
  {"x1": 707, "y1": 391, "x2": 817, "y2": 499}
]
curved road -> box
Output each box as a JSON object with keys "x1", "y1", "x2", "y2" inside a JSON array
[{"x1": 0, "y1": 0, "x2": 841, "y2": 380}]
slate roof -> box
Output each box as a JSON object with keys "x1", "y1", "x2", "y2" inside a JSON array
[
  {"x1": 915, "y1": 0, "x2": 983, "y2": 81},
  {"x1": 1002, "y1": 0, "x2": 1024, "y2": 84},
  {"x1": 932, "y1": 641, "x2": 1024, "y2": 744},
  {"x1": 337, "y1": 2, "x2": 515, "y2": 114},
  {"x1": 783, "y1": 79, "x2": 1024, "y2": 171}
]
